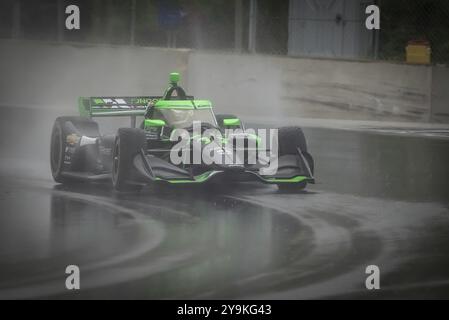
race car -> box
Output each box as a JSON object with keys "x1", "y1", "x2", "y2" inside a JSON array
[{"x1": 50, "y1": 72, "x2": 314, "y2": 192}]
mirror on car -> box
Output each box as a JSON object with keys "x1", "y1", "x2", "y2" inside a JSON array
[
  {"x1": 144, "y1": 119, "x2": 166, "y2": 129},
  {"x1": 223, "y1": 118, "x2": 241, "y2": 127}
]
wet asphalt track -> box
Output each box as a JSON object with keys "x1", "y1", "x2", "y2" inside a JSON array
[{"x1": 1, "y1": 106, "x2": 449, "y2": 299}]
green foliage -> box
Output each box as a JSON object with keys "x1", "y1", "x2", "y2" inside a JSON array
[{"x1": 380, "y1": 0, "x2": 449, "y2": 63}]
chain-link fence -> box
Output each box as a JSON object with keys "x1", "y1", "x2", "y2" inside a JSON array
[
  {"x1": 379, "y1": 0, "x2": 449, "y2": 64},
  {"x1": 0, "y1": 0, "x2": 448, "y2": 64}
]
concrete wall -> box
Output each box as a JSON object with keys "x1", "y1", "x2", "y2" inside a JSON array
[
  {"x1": 0, "y1": 40, "x2": 189, "y2": 111},
  {"x1": 432, "y1": 66, "x2": 449, "y2": 123},
  {"x1": 0, "y1": 40, "x2": 446, "y2": 122},
  {"x1": 188, "y1": 51, "x2": 433, "y2": 121}
]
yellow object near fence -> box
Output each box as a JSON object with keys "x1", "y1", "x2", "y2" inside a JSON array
[{"x1": 406, "y1": 40, "x2": 431, "y2": 65}]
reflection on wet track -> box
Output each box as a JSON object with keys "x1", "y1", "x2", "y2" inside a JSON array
[{"x1": 1, "y1": 107, "x2": 449, "y2": 299}]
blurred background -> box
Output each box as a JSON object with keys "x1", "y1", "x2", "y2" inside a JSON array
[
  {"x1": 0, "y1": 0, "x2": 448, "y2": 123},
  {"x1": 1, "y1": 1, "x2": 449, "y2": 300},
  {"x1": 0, "y1": 0, "x2": 448, "y2": 63}
]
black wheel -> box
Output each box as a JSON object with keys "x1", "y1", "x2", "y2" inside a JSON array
[
  {"x1": 112, "y1": 128, "x2": 146, "y2": 192},
  {"x1": 278, "y1": 126, "x2": 307, "y2": 155},
  {"x1": 276, "y1": 126, "x2": 311, "y2": 192},
  {"x1": 50, "y1": 117, "x2": 99, "y2": 183},
  {"x1": 215, "y1": 114, "x2": 243, "y2": 130},
  {"x1": 50, "y1": 120, "x2": 66, "y2": 183}
]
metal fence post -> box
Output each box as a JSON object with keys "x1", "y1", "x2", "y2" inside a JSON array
[
  {"x1": 248, "y1": 0, "x2": 257, "y2": 53},
  {"x1": 373, "y1": 0, "x2": 381, "y2": 60},
  {"x1": 235, "y1": 0, "x2": 243, "y2": 52},
  {"x1": 12, "y1": 0, "x2": 22, "y2": 39},
  {"x1": 57, "y1": 0, "x2": 64, "y2": 42},
  {"x1": 130, "y1": 0, "x2": 136, "y2": 46}
]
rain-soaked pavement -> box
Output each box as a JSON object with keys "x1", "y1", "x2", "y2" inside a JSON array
[{"x1": 1, "y1": 106, "x2": 449, "y2": 299}]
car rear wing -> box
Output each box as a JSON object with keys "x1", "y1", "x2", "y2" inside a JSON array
[{"x1": 78, "y1": 96, "x2": 162, "y2": 118}]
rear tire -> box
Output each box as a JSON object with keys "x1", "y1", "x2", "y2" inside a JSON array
[
  {"x1": 112, "y1": 128, "x2": 146, "y2": 192},
  {"x1": 276, "y1": 127, "x2": 310, "y2": 192},
  {"x1": 50, "y1": 117, "x2": 99, "y2": 183}
]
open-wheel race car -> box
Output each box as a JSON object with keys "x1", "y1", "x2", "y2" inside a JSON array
[{"x1": 50, "y1": 73, "x2": 314, "y2": 192}]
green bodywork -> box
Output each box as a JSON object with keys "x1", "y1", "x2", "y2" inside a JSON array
[
  {"x1": 156, "y1": 171, "x2": 219, "y2": 184},
  {"x1": 144, "y1": 119, "x2": 166, "y2": 129},
  {"x1": 76, "y1": 72, "x2": 310, "y2": 186},
  {"x1": 263, "y1": 176, "x2": 309, "y2": 183},
  {"x1": 154, "y1": 100, "x2": 212, "y2": 110},
  {"x1": 223, "y1": 118, "x2": 241, "y2": 127},
  {"x1": 169, "y1": 72, "x2": 180, "y2": 84},
  {"x1": 156, "y1": 171, "x2": 310, "y2": 185}
]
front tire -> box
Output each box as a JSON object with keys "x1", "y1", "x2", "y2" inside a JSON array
[
  {"x1": 278, "y1": 126, "x2": 308, "y2": 155},
  {"x1": 112, "y1": 128, "x2": 146, "y2": 192}
]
